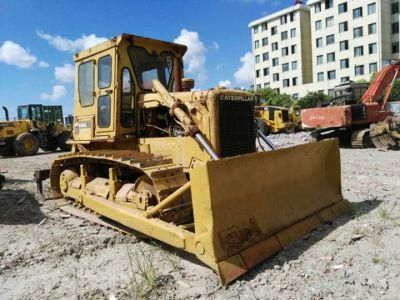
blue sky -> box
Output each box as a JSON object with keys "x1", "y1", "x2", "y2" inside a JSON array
[{"x1": 0, "y1": 0, "x2": 293, "y2": 118}]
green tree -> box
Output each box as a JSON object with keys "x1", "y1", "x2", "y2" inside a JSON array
[
  {"x1": 252, "y1": 88, "x2": 294, "y2": 107},
  {"x1": 297, "y1": 92, "x2": 330, "y2": 109}
]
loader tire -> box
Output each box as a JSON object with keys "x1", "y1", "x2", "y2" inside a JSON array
[
  {"x1": 40, "y1": 138, "x2": 58, "y2": 152},
  {"x1": 57, "y1": 132, "x2": 72, "y2": 152},
  {"x1": 257, "y1": 119, "x2": 270, "y2": 136},
  {"x1": 13, "y1": 133, "x2": 39, "y2": 156}
]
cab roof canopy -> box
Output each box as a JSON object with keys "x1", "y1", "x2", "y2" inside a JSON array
[{"x1": 74, "y1": 33, "x2": 188, "y2": 62}]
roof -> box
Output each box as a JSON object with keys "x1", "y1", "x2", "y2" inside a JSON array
[
  {"x1": 74, "y1": 33, "x2": 188, "y2": 62},
  {"x1": 248, "y1": 4, "x2": 309, "y2": 28}
]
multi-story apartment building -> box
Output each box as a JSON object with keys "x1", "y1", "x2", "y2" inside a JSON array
[
  {"x1": 249, "y1": 3, "x2": 313, "y2": 99},
  {"x1": 249, "y1": 0, "x2": 400, "y2": 97}
]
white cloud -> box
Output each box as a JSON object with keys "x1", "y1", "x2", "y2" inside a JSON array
[
  {"x1": 218, "y1": 80, "x2": 232, "y2": 88},
  {"x1": 38, "y1": 61, "x2": 49, "y2": 68},
  {"x1": 55, "y1": 64, "x2": 74, "y2": 83},
  {"x1": 234, "y1": 52, "x2": 254, "y2": 86},
  {"x1": 41, "y1": 85, "x2": 66, "y2": 101},
  {"x1": 174, "y1": 29, "x2": 208, "y2": 84},
  {"x1": 37, "y1": 30, "x2": 107, "y2": 52},
  {"x1": 0, "y1": 41, "x2": 37, "y2": 68}
]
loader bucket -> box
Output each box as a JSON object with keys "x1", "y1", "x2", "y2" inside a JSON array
[{"x1": 190, "y1": 139, "x2": 349, "y2": 285}]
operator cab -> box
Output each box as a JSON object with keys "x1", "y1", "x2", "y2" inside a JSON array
[{"x1": 17, "y1": 105, "x2": 43, "y2": 122}]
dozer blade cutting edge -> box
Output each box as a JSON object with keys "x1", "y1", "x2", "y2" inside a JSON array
[{"x1": 190, "y1": 139, "x2": 350, "y2": 284}]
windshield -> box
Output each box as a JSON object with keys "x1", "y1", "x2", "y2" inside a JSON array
[
  {"x1": 128, "y1": 46, "x2": 174, "y2": 90},
  {"x1": 17, "y1": 106, "x2": 29, "y2": 120}
]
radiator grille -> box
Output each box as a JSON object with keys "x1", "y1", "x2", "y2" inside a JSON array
[{"x1": 218, "y1": 98, "x2": 256, "y2": 158}]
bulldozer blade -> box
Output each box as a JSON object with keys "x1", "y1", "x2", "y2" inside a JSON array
[{"x1": 190, "y1": 139, "x2": 349, "y2": 285}]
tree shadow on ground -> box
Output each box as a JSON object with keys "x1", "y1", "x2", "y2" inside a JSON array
[{"x1": 0, "y1": 189, "x2": 46, "y2": 225}]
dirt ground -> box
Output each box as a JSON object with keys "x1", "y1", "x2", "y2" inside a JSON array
[{"x1": 1, "y1": 134, "x2": 400, "y2": 299}]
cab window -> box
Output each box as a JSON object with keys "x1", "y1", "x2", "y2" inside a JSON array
[
  {"x1": 97, "y1": 95, "x2": 111, "y2": 128},
  {"x1": 98, "y1": 55, "x2": 112, "y2": 89},
  {"x1": 78, "y1": 61, "x2": 94, "y2": 106},
  {"x1": 121, "y1": 68, "x2": 135, "y2": 128},
  {"x1": 30, "y1": 106, "x2": 42, "y2": 121},
  {"x1": 17, "y1": 106, "x2": 29, "y2": 120},
  {"x1": 128, "y1": 46, "x2": 174, "y2": 90}
]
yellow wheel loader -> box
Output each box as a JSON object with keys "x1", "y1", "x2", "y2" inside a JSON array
[
  {"x1": 35, "y1": 34, "x2": 349, "y2": 285},
  {"x1": 0, "y1": 105, "x2": 72, "y2": 156},
  {"x1": 255, "y1": 105, "x2": 297, "y2": 135}
]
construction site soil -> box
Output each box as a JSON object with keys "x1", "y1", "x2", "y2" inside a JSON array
[{"x1": 1, "y1": 133, "x2": 399, "y2": 299}]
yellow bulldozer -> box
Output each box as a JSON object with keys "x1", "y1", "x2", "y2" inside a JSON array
[
  {"x1": 255, "y1": 105, "x2": 302, "y2": 135},
  {"x1": 35, "y1": 33, "x2": 349, "y2": 285},
  {"x1": 0, "y1": 105, "x2": 72, "y2": 156}
]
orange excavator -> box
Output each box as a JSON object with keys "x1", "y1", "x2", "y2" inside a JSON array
[{"x1": 302, "y1": 61, "x2": 400, "y2": 149}]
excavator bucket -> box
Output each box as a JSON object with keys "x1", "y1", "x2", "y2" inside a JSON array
[{"x1": 190, "y1": 139, "x2": 350, "y2": 285}]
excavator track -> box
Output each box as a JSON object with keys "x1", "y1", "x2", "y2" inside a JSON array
[
  {"x1": 370, "y1": 117, "x2": 400, "y2": 150},
  {"x1": 351, "y1": 129, "x2": 372, "y2": 149}
]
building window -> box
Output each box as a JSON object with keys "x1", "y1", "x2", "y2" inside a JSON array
[
  {"x1": 317, "y1": 72, "x2": 324, "y2": 82},
  {"x1": 290, "y1": 12, "x2": 295, "y2": 22},
  {"x1": 368, "y1": 3, "x2": 376, "y2": 15},
  {"x1": 354, "y1": 27, "x2": 363, "y2": 38},
  {"x1": 327, "y1": 70, "x2": 336, "y2": 80},
  {"x1": 280, "y1": 15, "x2": 288, "y2": 25},
  {"x1": 315, "y1": 20, "x2": 322, "y2": 31},
  {"x1": 316, "y1": 38, "x2": 323, "y2": 48},
  {"x1": 326, "y1": 34, "x2": 335, "y2": 45},
  {"x1": 326, "y1": 16, "x2": 334, "y2": 28},
  {"x1": 315, "y1": 3, "x2": 321, "y2": 12},
  {"x1": 393, "y1": 42, "x2": 400, "y2": 53},
  {"x1": 340, "y1": 40, "x2": 349, "y2": 51},
  {"x1": 339, "y1": 21, "x2": 348, "y2": 33},
  {"x1": 369, "y1": 43, "x2": 377, "y2": 54},
  {"x1": 262, "y1": 37, "x2": 268, "y2": 46},
  {"x1": 317, "y1": 55, "x2": 323, "y2": 65},
  {"x1": 283, "y1": 79, "x2": 290, "y2": 87},
  {"x1": 291, "y1": 45, "x2": 297, "y2": 54},
  {"x1": 255, "y1": 55, "x2": 260, "y2": 64},
  {"x1": 392, "y1": 22, "x2": 399, "y2": 34},
  {"x1": 292, "y1": 61, "x2": 298, "y2": 70},
  {"x1": 256, "y1": 70, "x2": 260, "y2": 78},
  {"x1": 291, "y1": 28, "x2": 296, "y2": 38},
  {"x1": 253, "y1": 26, "x2": 259, "y2": 34},
  {"x1": 257, "y1": 84, "x2": 261, "y2": 90},
  {"x1": 281, "y1": 31, "x2": 288, "y2": 41},
  {"x1": 353, "y1": 7, "x2": 363, "y2": 19},
  {"x1": 282, "y1": 47, "x2": 289, "y2": 56},
  {"x1": 263, "y1": 52, "x2": 269, "y2": 61},
  {"x1": 292, "y1": 77, "x2": 298, "y2": 86},
  {"x1": 292, "y1": 93, "x2": 299, "y2": 99},
  {"x1": 273, "y1": 73, "x2": 280, "y2": 82},
  {"x1": 264, "y1": 82, "x2": 270, "y2": 88},
  {"x1": 338, "y1": 2, "x2": 348, "y2": 14},
  {"x1": 354, "y1": 46, "x2": 364, "y2": 57},
  {"x1": 263, "y1": 67, "x2": 270, "y2": 76},
  {"x1": 369, "y1": 63, "x2": 378, "y2": 74},
  {"x1": 392, "y1": 2, "x2": 399, "y2": 14},
  {"x1": 272, "y1": 42, "x2": 278, "y2": 51},
  {"x1": 340, "y1": 58, "x2": 349, "y2": 69},
  {"x1": 341, "y1": 77, "x2": 350, "y2": 83},
  {"x1": 282, "y1": 63, "x2": 289, "y2": 72},
  {"x1": 368, "y1": 23, "x2": 377, "y2": 35},
  {"x1": 327, "y1": 52, "x2": 335, "y2": 62},
  {"x1": 355, "y1": 65, "x2": 364, "y2": 76},
  {"x1": 254, "y1": 40, "x2": 259, "y2": 49},
  {"x1": 272, "y1": 58, "x2": 279, "y2": 66},
  {"x1": 271, "y1": 26, "x2": 278, "y2": 35},
  {"x1": 262, "y1": 22, "x2": 268, "y2": 31},
  {"x1": 325, "y1": 0, "x2": 333, "y2": 9}
]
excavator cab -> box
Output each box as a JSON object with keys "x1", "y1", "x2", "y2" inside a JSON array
[{"x1": 45, "y1": 34, "x2": 349, "y2": 285}]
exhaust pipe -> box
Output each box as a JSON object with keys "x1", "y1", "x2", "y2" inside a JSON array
[{"x1": 2, "y1": 106, "x2": 9, "y2": 121}]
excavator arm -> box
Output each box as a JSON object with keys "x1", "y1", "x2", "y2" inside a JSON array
[{"x1": 361, "y1": 61, "x2": 400, "y2": 110}]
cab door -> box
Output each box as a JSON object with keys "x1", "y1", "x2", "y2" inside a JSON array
[{"x1": 95, "y1": 51, "x2": 115, "y2": 135}]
